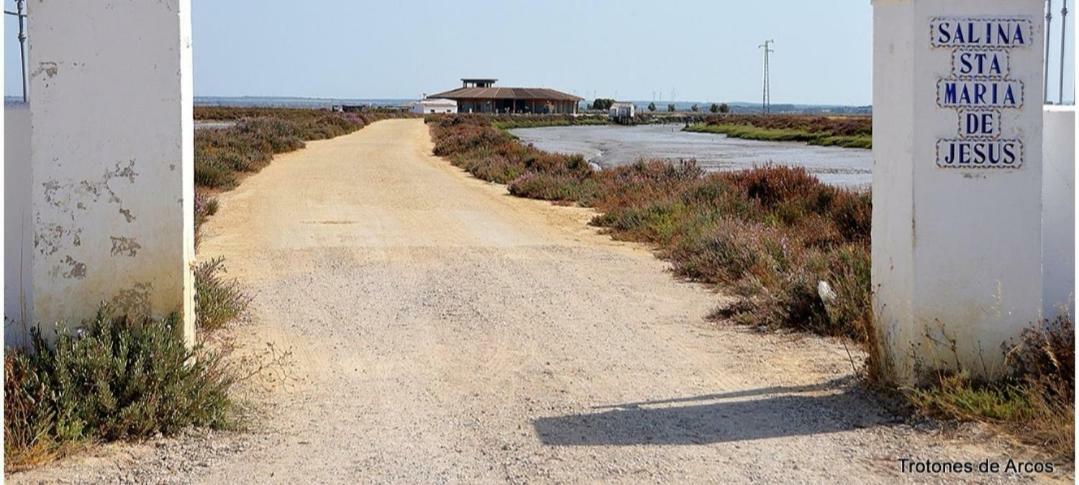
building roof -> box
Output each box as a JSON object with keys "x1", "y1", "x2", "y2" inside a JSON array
[
  {"x1": 427, "y1": 86, "x2": 583, "y2": 102},
  {"x1": 417, "y1": 98, "x2": 457, "y2": 105}
]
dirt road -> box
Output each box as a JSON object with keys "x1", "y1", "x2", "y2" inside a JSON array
[{"x1": 13, "y1": 119, "x2": 1052, "y2": 483}]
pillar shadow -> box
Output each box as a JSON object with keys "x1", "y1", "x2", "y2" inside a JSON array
[{"x1": 533, "y1": 377, "x2": 892, "y2": 446}]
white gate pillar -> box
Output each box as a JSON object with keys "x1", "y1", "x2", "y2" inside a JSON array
[
  {"x1": 24, "y1": 1, "x2": 195, "y2": 345},
  {"x1": 872, "y1": 0, "x2": 1045, "y2": 385}
]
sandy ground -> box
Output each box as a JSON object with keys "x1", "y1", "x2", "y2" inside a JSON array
[{"x1": 10, "y1": 119, "x2": 1066, "y2": 484}]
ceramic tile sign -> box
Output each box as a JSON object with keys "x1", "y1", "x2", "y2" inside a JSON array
[{"x1": 933, "y1": 18, "x2": 1033, "y2": 168}]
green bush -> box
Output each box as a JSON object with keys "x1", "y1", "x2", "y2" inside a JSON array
[
  {"x1": 590, "y1": 98, "x2": 616, "y2": 110},
  {"x1": 195, "y1": 257, "x2": 250, "y2": 331},
  {"x1": 911, "y1": 317, "x2": 1074, "y2": 458},
  {"x1": 5, "y1": 310, "x2": 238, "y2": 470},
  {"x1": 194, "y1": 158, "x2": 237, "y2": 189},
  {"x1": 509, "y1": 172, "x2": 599, "y2": 203}
]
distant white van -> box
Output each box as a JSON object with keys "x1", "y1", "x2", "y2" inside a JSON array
[{"x1": 413, "y1": 98, "x2": 458, "y2": 114}]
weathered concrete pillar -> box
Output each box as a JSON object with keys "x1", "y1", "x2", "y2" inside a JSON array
[
  {"x1": 24, "y1": 0, "x2": 195, "y2": 344},
  {"x1": 5, "y1": 104, "x2": 33, "y2": 349},
  {"x1": 1041, "y1": 106, "x2": 1075, "y2": 321},
  {"x1": 872, "y1": 0, "x2": 1045, "y2": 385}
]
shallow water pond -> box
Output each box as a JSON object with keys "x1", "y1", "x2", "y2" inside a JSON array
[{"x1": 509, "y1": 124, "x2": 872, "y2": 189}]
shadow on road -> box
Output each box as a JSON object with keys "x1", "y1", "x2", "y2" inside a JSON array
[{"x1": 533, "y1": 377, "x2": 893, "y2": 446}]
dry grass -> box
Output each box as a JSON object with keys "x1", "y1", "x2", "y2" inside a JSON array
[
  {"x1": 195, "y1": 257, "x2": 251, "y2": 331},
  {"x1": 911, "y1": 317, "x2": 1074, "y2": 458}
]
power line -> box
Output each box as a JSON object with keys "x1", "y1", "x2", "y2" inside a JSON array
[
  {"x1": 759, "y1": 39, "x2": 774, "y2": 114},
  {"x1": 1060, "y1": 0, "x2": 1068, "y2": 104},
  {"x1": 1045, "y1": 0, "x2": 1053, "y2": 103},
  {"x1": 5, "y1": 0, "x2": 27, "y2": 102}
]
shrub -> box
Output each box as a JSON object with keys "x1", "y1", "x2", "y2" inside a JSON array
[
  {"x1": 4, "y1": 353, "x2": 59, "y2": 469},
  {"x1": 194, "y1": 192, "x2": 218, "y2": 227},
  {"x1": 195, "y1": 257, "x2": 250, "y2": 331},
  {"x1": 670, "y1": 218, "x2": 785, "y2": 285},
  {"x1": 5, "y1": 310, "x2": 238, "y2": 471},
  {"x1": 911, "y1": 317, "x2": 1074, "y2": 458},
  {"x1": 724, "y1": 165, "x2": 825, "y2": 210},
  {"x1": 509, "y1": 172, "x2": 599, "y2": 203},
  {"x1": 819, "y1": 244, "x2": 872, "y2": 339},
  {"x1": 430, "y1": 115, "x2": 596, "y2": 195},
  {"x1": 590, "y1": 98, "x2": 615, "y2": 111},
  {"x1": 593, "y1": 199, "x2": 687, "y2": 245},
  {"x1": 194, "y1": 192, "x2": 219, "y2": 248},
  {"x1": 194, "y1": 157, "x2": 237, "y2": 189}
]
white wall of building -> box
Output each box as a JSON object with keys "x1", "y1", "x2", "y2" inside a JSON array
[
  {"x1": 17, "y1": 0, "x2": 195, "y2": 344},
  {"x1": 412, "y1": 99, "x2": 457, "y2": 114},
  {"x1": 872, "y1": 0, "x2": 1045, "y2": 385},
  {"x1": 5, "y1": 104, "x2": 33, "y2": 347},
  {"x1": 1042, "y1": 106, "x2": 1075, "y2": 321}
]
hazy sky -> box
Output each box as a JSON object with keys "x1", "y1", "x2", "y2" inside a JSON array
[{"x1": 4, "y1": 0, "x2": 1075, "y2": 104}]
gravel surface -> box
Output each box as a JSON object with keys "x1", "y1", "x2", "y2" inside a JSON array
[{"x1": 9, "y1": 119, "x2": 1067, "y2": 484}]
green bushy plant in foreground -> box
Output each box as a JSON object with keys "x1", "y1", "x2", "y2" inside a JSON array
[
  {"x1": 6, "y1": 254, "x2": 252, "y2": 471},
  {"x1": 5, "y1": 310, "x2": 238, "y2": 471},
  {"x1": 196, "y1": 257, "x2": 250, "y2": 331}
]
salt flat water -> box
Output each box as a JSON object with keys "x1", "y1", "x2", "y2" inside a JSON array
[{"x1": 509, "y1": 123, "x2": 872, "y2": 189}]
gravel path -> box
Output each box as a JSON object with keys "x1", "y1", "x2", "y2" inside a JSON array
[{"x1": 10, "y1": 119, "x2": 1064, "y2": 484}]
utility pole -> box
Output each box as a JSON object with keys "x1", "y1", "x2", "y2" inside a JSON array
[
  {"x1": 1045, "y1": 0, "x2": 1052, "y2": 103},
  {"x1": 759, "y1": 39, "x2": 774, "y2": 114},
  {"x1": 1060, "y1": 0, "x2": 1068, "y2": 104},
  {"x1": 5, "y1": 0, "x2": 27, "y2": 102}
]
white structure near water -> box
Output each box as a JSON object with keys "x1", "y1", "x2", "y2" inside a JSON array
[
  {"x1": 608, "y1": 102, "x2": 636, "y2": 122},
  {"x1": 4, "y1": 1, "x2": 195, "y2": 347},
  {"x1": 871, "y1": 0, "x2": 1073, "y2": 385},
  {"x1": 412, "y1": 98, "x2": 457, "y2": 114}
]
